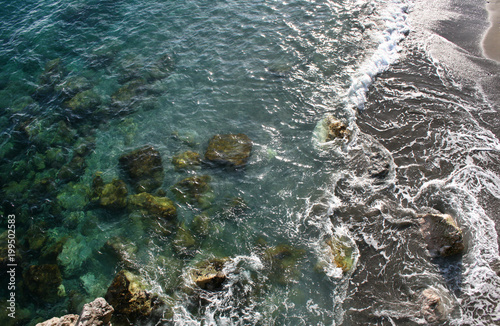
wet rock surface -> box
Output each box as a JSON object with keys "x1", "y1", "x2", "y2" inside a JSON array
[
  {"x1": 419, "y1": 213, "x2": 465, "y2": 257},
  {"x1": 204, "y1": 134, "x2": 252, "y2": 168},
  {"x1": 119, "y1": 145, "x2": 164, "y2": 193},
  {"x1": 324, "y1": 115, "x2": 350, "y2": 141},
  {"x1": 171, "y1": 175, "x2": 212, "y2": 207},
  {"x1": 36, "y1": 314, "x2": 79, "y2": 326},
  {"x1": 128, "y1": 192, "x2": 177, "y2": 220},
  {"x1": 76, "y1": 297, "x2": 114, "y2": 326},
  {"x1": 99, "y1": 179, "x2": 128, "y2": 209},
  {"x1": 172, "y1": 150, "x2": 201, "y2": 171},
  {"x1": 191, "y1": 258, "x2": 228, "y2": 291},
  {"x1": 420, "y1": 288, "x2": 447, "y2": 324}
]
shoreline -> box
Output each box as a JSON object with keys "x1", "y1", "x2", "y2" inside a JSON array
[{"x1": 482, "y1": 0, "x2": 500, "y2": 61}]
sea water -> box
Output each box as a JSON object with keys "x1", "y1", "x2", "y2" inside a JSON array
[{"x1": 0, "y1": 0, "x2": 499, "y2": 325}]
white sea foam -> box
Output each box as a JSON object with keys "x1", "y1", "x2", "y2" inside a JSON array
[{"x1": 347, "y1": 0, "x2": 412, "y2": 111}]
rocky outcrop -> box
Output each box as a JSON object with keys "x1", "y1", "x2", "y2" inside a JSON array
[
  {"x1": 76, "y1": 297, "x2": 114, "y2": 326},
  {"x1": 119, "y1": 145, "x2": 164, "y2": 193},
  {"x1": 418, "y1": 213, "x2": 465, "y2": 257},
  {"x1": 325, "y1": 115, "x2": 350, "y2": 141},
  {"x1": 326, "y1": 235, "x2": 356, "y2": 273},
  {"x1": 36, "y1": 314, "x2": 79, "y2": 326},
  {"x1": 204, "y1": 134, "x2": 252, "y2": 168},
  {"x1": 191, "y1": 258, "x2": 228, "y2": 291},
  {"x1": 128, "y1": 192, "x2": 177, "y2": 220},
  {"x1": 105, "y1": 270, "x2": 161, "y2": 324},
  {"x1": 420, "y1": 288, "x2": 447, "y2": 324}
]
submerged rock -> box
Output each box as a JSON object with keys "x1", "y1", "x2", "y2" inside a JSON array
[
  {"x1": 99, "y1": 179, "x2": 128, "y2": 209},
  {"x1": 173, "y1": 223, "x2": 197, "y2": 256},
  {"x1": 35, "y1": 314, "x2": 79, "y2": 326},
  {"x1": 418, "y1": 213, "x2": 465, "y2": 257},
  {"x1": 262, "y1": 244, "x2": 305, "y2": 285},
  {"x1": 102, "y1": 236, "x2": 138, "y2": 267},
  {"x1": 76, "y1": 297, "x2": 114, "y2": 326},
  {"x1": 420, "y1": 288, "x2": 447, "y2": 324},
  {"x1": 171, "y1": 175, "x2": 213, "y2": 208},
  {"x1": 119, "y1": 145, "x2": 164, "y2": 193},
  {"x1": 172, "y1": 150, "x2": 201, "y2": 171},
  {"x1": 204, "y1": 133, "x2": 252, "y2": 168},
  {"x1": 128, "y1": 192, "x2": 177, "y2": 220},
  {"x1": 191, "y1": 258, "x2": 229, "y2": 291},
  {"x1": 64, "y1": 89, "x2": 101, "y2": 114},
  {"x1": 24, "y1": 264, "x2": 64, "y2": 302},
  {"x1": 105, "y1": 270, "x2": 161, "y2": 324},
  {"x1": 55, "y1": 75, "x2": 92, "y2": 99}
]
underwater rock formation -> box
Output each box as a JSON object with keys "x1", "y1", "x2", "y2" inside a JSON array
[
  {"x1": 98, "y1": 179, "x2": 128, "y2": 210},
  {"x1": 105, "y1": 270, "x2": 161, "y2": 325},
  {"x1": 119, "y1": 145, "x2": 164, "y2": 193},
  {"x1": 262, "y1": 244, "x2": 305, "y2": 285},
  {"x1": 102, "y1": 236, "x2": 138, "y2": 267},
  {"x1": 171, "y1": 175, "x2": 213, "y2": 207},
  {"x1": 63, "y1": 89, "x2": 101, "y2": 114},
  {"x1": 172, "y1": 150, "x2": 201, "y2": 171},
  {"x1": 204, "y1": 133, "x2": 252, "y2": 168},
  {"x1": 128, "y1": 192, "x2": 177, "y2": 220},
  {"x1": 191, "y1": 258, "x2": 229, "y2": 291},
  {"x1": 418, "y1": 213, "x2": 465, "y2": 257},
  {"x1": 24, "y1": 264, "x2": 64, "y2": 302}
]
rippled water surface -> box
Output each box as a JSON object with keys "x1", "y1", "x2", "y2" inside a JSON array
[{"x1": 1, "y1": 0, "x2": 499, "y2": 325}]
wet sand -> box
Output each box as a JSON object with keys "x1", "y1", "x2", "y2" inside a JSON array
[{"x1": 483, "y1": 0, "x2": 500, "y2": 61}]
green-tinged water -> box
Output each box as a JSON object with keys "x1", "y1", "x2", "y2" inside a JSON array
[{"x1": 2, "y1": 0, "x2": 500, "y2": 325}]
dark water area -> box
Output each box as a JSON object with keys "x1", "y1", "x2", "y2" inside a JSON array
[{"x1": 0, "y1": 0, "x2": 500, "y2": 325}]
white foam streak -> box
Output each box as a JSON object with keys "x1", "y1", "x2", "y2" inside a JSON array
[{"x1": 347, "y1": 0, "x2": 411, "y2": 111}]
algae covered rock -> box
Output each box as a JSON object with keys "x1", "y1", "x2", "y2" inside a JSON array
[
  {"x1": 55, "y1": 75, "x2": 92, "y2": 98},
  {"x1": 99, "y1": 179, "x2": 128, "y2": 209},
  {"x1": 171, "y1": 175, "x2": 213, "y2": 208},
  {"x1": 24, "y1": 264, "x2": 64, "y2": 302},
  {"x1": 262, "y1": 244, "x2": 305, "y2": 285},
  {"x1": 64, "y1": 89, "x2": 101, "y2": 114},
  {"x1": 172, "y1": 151, "x2": 201, "y2": 171},
  {"x1": 128, "y1": 192, "x2": 177, "y2": 220},
  {"x1": 173, "y1": 223, "x2": 197, "y2": 256},
  {"x1": 191, "y1": 258, "x2": 229, "y2": 291},
  {"x1": 105, "y1": 270, "x2": 161, "y2": 324},
  {"x1": 204, "y1": 133, "x2": 252, "y2": 168},
  {"x1": 119, "y1": 145, "x2": 164, "y2": 193},
  {"x1": 418, "y1": 213, "x2": 465, "y2": 257},
  {"x1": 325, "y1": 235, "x2": 357, "y2": 274},
  {"x1": 325, "y1": 115, "x2": 350, "y2": 141}
]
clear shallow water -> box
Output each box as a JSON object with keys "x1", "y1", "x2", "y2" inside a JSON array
[{"x1": 0, "y1": 0, "x2": 499, "y2": 325}]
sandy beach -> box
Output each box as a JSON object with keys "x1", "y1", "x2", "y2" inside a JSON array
[{"x1": 483, "y1": 0, "x2": 500, "y2": 61}]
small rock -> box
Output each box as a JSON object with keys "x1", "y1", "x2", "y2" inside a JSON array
[
  {"x1": 76, "y1": 297, "x2": 114, "y2": 326},
  {"x1": 419, "y1": 213, "x2": 465, "y2": 257},
  {"x1": 99, "y1": 179, "x2": 128, "y2": 209},
  {"x1": 128, "y1": 192, "x2": 177, "y2": 220},
  {"x1": 36, "y1": 314, "x2": 79, "y2": 326},
  {"x1": 191, "y1": 258, "x2": 228, "y2": 291},
  {"x1": 172, "y1": 151, "x2": 201, "y2": 171},
  {"x1": 64, "y1": 89, "x2": 101, "y2": 114},
  {"x1": 325, "y1": 115, "x2": 350, "y2": 141},
  {"x1": 171, "y1": 175, "x2": 212, "y2": 207},
  {"x1": 119, "y1": 145, "x2": 164, "y2": 193},
  {"x1": 325, "y1": 235, "x2": 356, "y2": 273},
  {"x1": 420, "y1": 288, "x2": 447, "y2": 324},
  {"x1": 204, "y1": 134, "x2": 252, "y2": 168}
]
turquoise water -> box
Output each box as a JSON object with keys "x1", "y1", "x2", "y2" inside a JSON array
[{"x1": 1, "y1": 0, "x2": 500, "y2": 325}]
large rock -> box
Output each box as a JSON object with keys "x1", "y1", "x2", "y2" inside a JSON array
[
  {"x1": 76, "y1": 297, "x2": 114, "y2": 326},
  {"x1": 204, "y1": 134, "x2": 252, "y2": 168},
  {"x1": 418, "y1": 213, "x2": 465, "y2": 257},
  {"x1": 99, "y1": 179, "x2": 128, "y2": 209},
  {"x1": 325, "y1": 115, "x2": 350, "y2": 141},
  {"x1": 105, "y1": 270, "x2": 160, "y2": 324},
  {"x1": 128, "y1": 192, "x2": 177, "y2": 220},
  {"x1": 191, "y1": 258, "x2": 228, "y2": 291},
  {"x1": 24, "y1": 264, "x2": 64, "y2": 302},
  {"x1": 119, "y1": 146, "x2": 164, "y2": 193},
  {"x1": 36, "y1": 314, "x2": 79, "y2": 326},
  {"x1": 420, "y1": 288, "x2": 447, "y2": 324}
]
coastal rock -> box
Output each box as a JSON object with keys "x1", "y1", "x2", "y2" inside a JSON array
[
  {"x1": 191, "y1": 258, "x2": 228, "y2": 291},
  {"x1": 418, "y1": 213, "x2": 465, "y2": 257},
  {"x1": 171, "y1": 175, "x2": 213, "y2": 208},
  {"x1": 119, "y1": 145, "x2": 164, "y2": 193},
  {"x1": 36, "y1": 314, "x2": 79, "y2": 326},
  {"x1": 262, "y1": 244, "x2": 305, "y2": 284},
  {"x1": 420, "y1": 288, "x2": 447, "y2": 324},
  {"x1": 105, "y1": 270, "x2": 160, "y2": 324},
  {"x1": 204, "y1": 133, "x2": 252, "y2": 168},
  {"x1": 128, "y1": 192, "x2": 177, "y2": 220},
  {"x1": 324, "y1": 115, "x2": 350, "y2": 141},
  {"x1": 76, "y1": 297, "x2": 114, "y2": 326},
  {"x1": 99, "y1": 179, "x2": 128, "y2": 209},
  {"x1": 325, "y1": 235, "x2": 356, "y2": 273},
  {"x1": 24, "y1": 264, "x2": 63, "y2": 302},
  {"x1": 172, "y1": 151, "x2": 201, "y2": 171}
]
